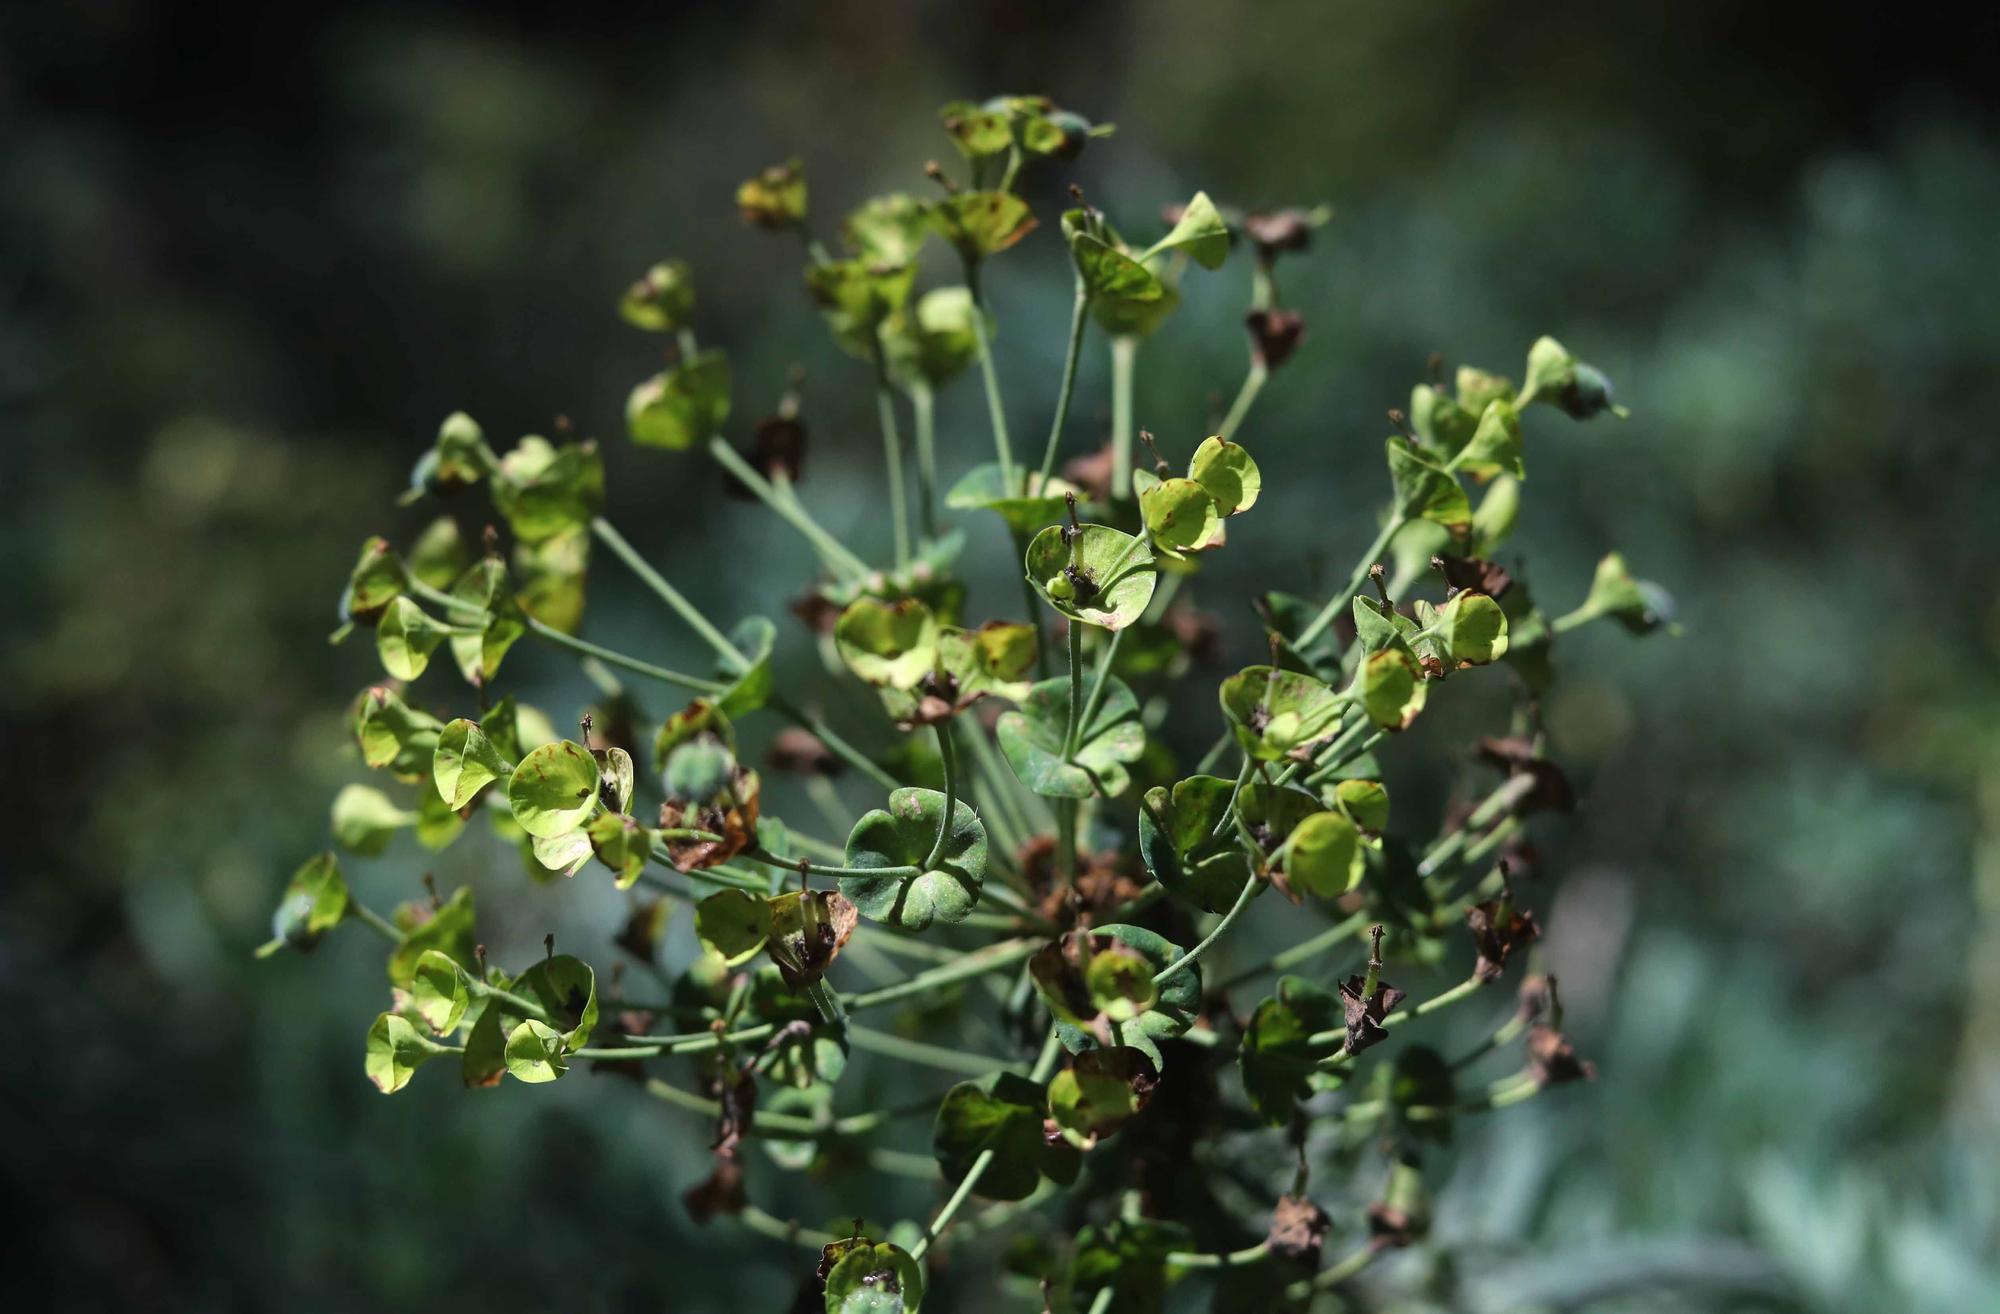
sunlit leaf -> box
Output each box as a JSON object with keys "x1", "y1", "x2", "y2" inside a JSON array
[
  {"x1": 506, "y1": 740, "x2": 601, "y2": 839},
  {"x1": 841, "y1": 787, "x2": 986, "y2": 930}
]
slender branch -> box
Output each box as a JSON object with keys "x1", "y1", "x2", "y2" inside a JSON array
[
  {"x1": 847, "y1": 1024, "x2": 1014, "y2": 1076},
  {"x1": 1217, "y1": 361, "x2": 1267, "y2": 444},
  {"x1": 912, "y1": 1024, "x2": 1064, "y2": 1261},
  {"x1": 924, "y1": 719, "x2": 958, "y2": 870},
  {"x1": 963, "y1": 261, "x2": 1017, "y2": 493},
  {"x1": 909, "y1": 379, "x2": 938, "y2": 540},
  {"x1": 590, "y1": 517, "x2": 747, "y2": 667},
  {"x1": 1035, "y1": 285, "x2": 1091, "y2": 488},
  {"x1": 706, "y1": 437, "x2": 872, "y2": 579},
  {"x1": 871, "y1": 336, "x2": 912, "y2": 568},
  {"x1": 1155, "y1": 873, "x2": 1264, "y2": 987},
  {"x1": 1109, "y1": 334, "x2": 1137, "y2": 502},
  {"x1": 527, "y1": 618, "x2": 723, "y2": 694},
  {"x1": 349, "y1": 900, "x2": 404, "y2": 944},
  {"x1": 1295, "y1": 512, "x2": 1410, "y2": 650}
]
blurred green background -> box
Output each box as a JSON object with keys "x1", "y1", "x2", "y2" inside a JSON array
[{"x1": 5, "y1": 1, "x2": 1997, "y2": 1309}]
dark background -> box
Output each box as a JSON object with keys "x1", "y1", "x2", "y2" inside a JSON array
[{"x1": 5, "y1": 2, "x2": 1998, "y2": 1310}]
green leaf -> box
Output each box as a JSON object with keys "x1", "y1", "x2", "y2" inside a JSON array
[
  {"x1": 1576, "y1": 552, "x2": 1677, "y2": 634},
  {"x1": 1350, "y1": 594, "x2": 1420, "y2": 657},
  {"x1": 841, "y1": 788, "x2": 986, "y2": 931},
  {"x1": 737, "y1": 158, "x2": 806, "y2": 228},
  {"x1": 695, "y1": 888, "x2": 771, "y2": 966},
  {"x1": 503, "y1": 1018, "x2": 570, "y2": 1083},
  {"x1": 714, "y1": 616, "x2": 777, "y2": 717},
  {"x1": 939, "y1": 99, "x2": 1013, "y2": 158},
  {"x1": 1138, "y1": 477, "x2": 1221, "y2": 557},
  {"x1": 492, "y1": 435, "x2": 604, "y2": 543},
  {"x1": 413, "y1": 793, "x2": 465, "y2": 854},
  {"x1": 843, "y1": 194, "x2": 932, "y2": 267},
  {"x1": 936, "y1": 621, "x2": 1038, "y2": 704},
  {"x1": 586, "y1": 811, "x2": 654, "y2": 890},
  {"x1": 1473, "y1": 475, "x2": 1522, "y2": 554},
  {"x1": 1070, "y1": 1216, "x2": 1195, "y2": 1312},
  {"x1": 1354, "y1": 647, "x2": 1428, "y2": 730},
  {"x1": 461, "y1": 1005, "x2": 508, "y2": 1088},
  {"x1": 1138, "y1": 776, "x2": 1252, "y2": 913},
  {"x1": 1331, "y1": 778, "x2": 1390, "y2": 833},
  {"x1": 386, "y1": 886, "x2": 476, "y2": 987},
  {"x1": 1187, "y1": 436, "x2": 1261, "y2": 515},
  {"x1": 260, "y1": 852, "x2": 348, "y2": 956},
  {"x1": 354, "y1": 686, "x2": 444, "y2": 778},
  {"x1": 996, "y1": 675, "x2": 1145, "y2": 799},
  {"x1": 1521, "y1": 335, "x2": 1628, "y2": 420},
  {"x1": 1439, "y1": 590, "x2": 1510, "y2": 665},
  {"x1": 1047, "y1": 1047, "x2": 1156, "y2": 1141},
  {"x1": 927, "y1": 192, "x2": 1036, "y2": 262},
  {"x1": 530, "y1": 827, "x2": 592, "y2": 878},
  {"x1": 1042, "y1": 925, "x2": 1201, "y2": 1070},
  {"x1": 1218, "y1": 665, "x2": 1347, "y2": 761},
  {"x1": 823, "y1": 1239, "x2": 925, "y2": 1314},
  {"x1": 627, "y1": 351, "x2": 733, "y2": 451},
  {"x1": 512, "y1": 525, "x2": 589, "y2": 633},
  {"x1": 1066, "y1": 222, "x2": 1179, "y2": 338},
  {"x1": 1024, "y1": 523, "x2": 1156, "y2": 631},
  {"x1": 1285, "y1": 810, "x2": 1365, "y2": 898},
  {"x1": 944, "y1": 463, "x2": 1085, "y2": 535},
  {"x1": 1385, "y1": 439, "x2": 1471, "y2": 542},
  {"x1": 1457, "y1": 397, "x2": 1526, "y2": 480},
  {"x1": 434, "y1": 717, "x2": 513, "y2": 809},
  {"x1": 1238, "y1": 782, "x2": 1325, "y2": 864},
  {"x1": 445, "y1": 557, "x2": 526, "y2": 686},
  {"x1": 1239, "y1": 975, "x2": 1343, "y2": 1124},
  {"x1": 880, "y1": 287, "x2": 981, "y2": 388},
  {"x1": 619, "y1": 259, "x2": 694, "y2": 333},
  {"x1": 515, "y1": 953, "x2": 599, "y2": 1049},
  {"x1": 506, "y1": 740, "x2": 601, "y2": 839},
  {"x1": 339, "y1": 536, "x2": 405, "y2": 624},
  {"x1": 410, "y1": 948, "x2": 469, "y2": 1034},
  {"x1": 834, "y1": 598, "x2": 940, "y2": 690},
  {"x1": 330, "y1": 783, "x2": 415, "y2": 856},
  {"x1": 1409, "y1": 382, "x2": 1478, "y2": 464},
  {"x1": 374, "y1": 597, "x2": 450, "y2": 681},
  {"x1": 1149, "y1": 191, "x2": 1229, "y2": 269},
  {"x1": 931, "y1": 1072, "x2": 1073, "y2": 1202},
  {"x1": 366, "y1": 1012, "x2": 443, "y2": 1094}
]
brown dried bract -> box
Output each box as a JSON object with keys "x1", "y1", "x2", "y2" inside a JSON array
[
  {"x1": 1246, "y1": 309, "x2": 1306, "y2": 370},
  {"x1": 1526, "y1": 1024, "x2": 1596, "y2": 1086},
  {"x1": 1061, "y1": 442, "x2": 1115, "y2": 503},
  {"x1": 1338, "y1": 975, "x2": 1407, "y2": 1054},
  {"x1": 1437, "y1": 554, "x2": 1513, "y2": 599},
  {"x1": 1243, "y1": 208, "x2": 1317, "y2": 257},
  {"x1": 681, "y1": 1151, "x2": 745, "y2": 1222},
  {"x1": 768, "y1": 727, "x2": 842, "y2": 777},
  {"x1": 1366, "y1": 1202, "x2": 1423, "y2": 1249},
  {"x1": 658, "y1": 768, "x2": 761, "y2": 871},
  {"x1": 1466, "y1": 900, "x2": 1541, "y2": 983},
  {"x1": 1267, "y1": 1193, "x2": 1331, "y2": 1267},
  {"x1": 788, "y1": 590, "x2": 843, "y2": 636},
  {"x1": 1476, "y1": 736, "x2": 1576, "y2": 815}
]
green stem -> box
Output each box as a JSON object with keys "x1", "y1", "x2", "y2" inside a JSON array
[
  {"x1": 706, "y1": 437, "x2": 872, "y2": 579},
  {"x1": 844, "y1": 938, "x2": 1043, "y2": 1012},
  {"x1": 1166, "y1": 1241, "x2": 1270, "y2": 1270},
  {"x1": 1086, "y1": 1290, "x2": 1115, "y2": 1314},
  {"x1": 467, "y1": 979, "x2": 551, "y2": 1024},
  {"x1": 1155, "y1": 872, "x2": 1263, "y2": 987},
  {"x1": 1295, "y1": 511, "x2": 1410, "y2": 650},
  {"x1": 910, "y1": 380, "x2": 938, "y2": 540},
  {"x1": 871, "y1": 337, "x2": 912, "y2": 568},
  {"x1": 912, "y1": 1024, "x2": 1063, "y2": 1261},
  {"x1": 589, "y1": 517, "x2": 747, "y2": 668},
  {"x1": 1109, "y1": 334, "x2": 1138, "y2": 502},
  {"x1": 924, "y1": 720, "x2": 958, "y2": 870},
  {"x1": 1062, "y1": 618, "x2": 1085, "y2": 759},
  {"x1": 964, "y1": 262, "x2": 1016, "y2": 494},
  {"x1": 847, "y1": 1024, "x2": 1012, "y2": 1076},
  {"x1": 1217, "y1": 361, "x2": 1267, "y2": 444},
  {"x1": 767, "y1": 695, "x2": 900, "y2": 793},
  {"x1": 1212, "y1": 911, "x2": 1368, "y2": 994},
  {"x1": 350, "y1": 900, "x2": 404, "y2": 944},
  {"x1": 1035, "y1": 285, "x2": 1091, "y2": 488},
  {"x1": 1077, "y1": 626, "x2": 1124, "y2": 740},
  {"x1": 527, "y1": 618, "x2": 723, "y2": 695}
]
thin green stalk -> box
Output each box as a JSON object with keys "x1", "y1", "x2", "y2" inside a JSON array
[
  {"x1": 847, "y1": 1024, "x2": 1014, "y2": 1077},
  {"x1": 350, "y1": 900, "x2": 404, "y2": 944},
  {"x1": 1287, "y1": 1241, "x2": 1382, "y2": 1299},
  {"x1": 924, "y1": 719, "x2": 958, "y2": 869},
  {"x1": 845, "y1": 938, "x2": 1042, "y2": 1012},
  {"x1": 739, "y1": 1203, "x2": 838, "y2": 1249},
  {"x1": 767, "y1": 695, "x2": 900, "y2": 793},
  {"x1": 590, "y1": 517, "x2": 746, "y2": 667},
  {"x1": 963, "y1": 262, "x2": 1017, "y2": 493},
  {"x1": 1077, "y1": 626, "x2": 1124, "y2": 740},
  {"x1": 1036, "y1": 285, "x2": 1091, "y2": 488},
  {"x1": 1086, "y1": 1290, "x2": 1115, "y2": 1314},
  {"x1": 1062, "y1": 618, "x2": 1085, "y2": 758},
  {"x1": 1109, "y1": 334, "x2": 1137, "y2": 501},
  {"x1": 1295, "y1": 511, "x2": 1410, "y2": 649},
  {"x1": 467, "y1": 978, "x2": 551, "y2": 1024},
  {"x1": 910, "y1": 379, "x2": 938, "y2": 540},
  {"x1": 1213, "y1": 911, "x2": 1369, "y2": 994},
  {"x1": 1166, "y1": 1241, "x2": 1270, "y2": 1270},
  {"x1": 871, "y1": 337, "x2": 912, "y2": 568},
  {"x1": 1016, "y1": 530, "x2": 1049, "y2": 679},
  {"x1": 1155, "y1": 871, "x2": 1264, "y2": 987},
  {"x1": 706, "y1": 436, "x2": 872, "y2": 579},
  {"x1": 912, "y1": 1025, "x2": 1063, "y2": 1261},
  {"x1": 1217, "y1": 361, "x2": 1267, "y2": 444},
  {"x1": 526, "y1": 618, "x2": 724, "y2": 695}
]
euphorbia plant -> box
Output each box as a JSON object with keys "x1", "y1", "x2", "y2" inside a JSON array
[{"x1": 272, "y1": 93, "x2": 1670, "y2": 1312}]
